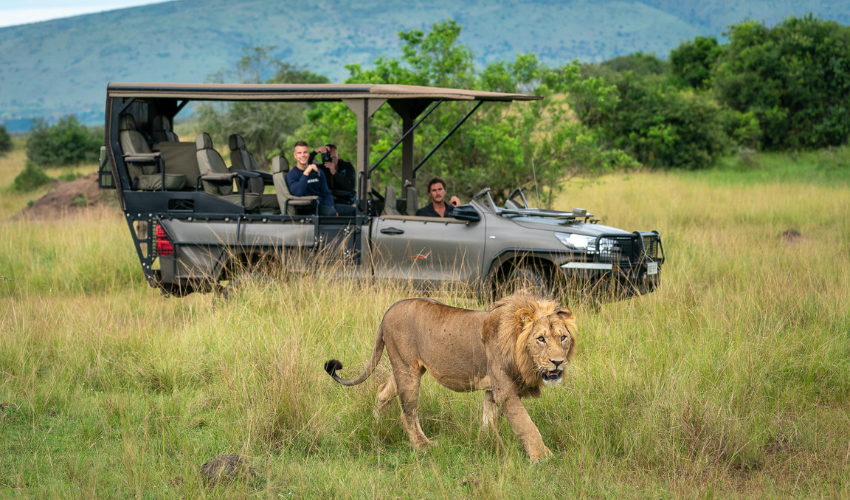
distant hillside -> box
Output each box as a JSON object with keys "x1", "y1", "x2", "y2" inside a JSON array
[{"x1": 1, "y1": 0, "x2": 848, "y2": 130}]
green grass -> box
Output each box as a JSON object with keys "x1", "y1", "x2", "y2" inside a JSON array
[{"x1": 1, "y1": 147, "x2": 849, "y2": 497}]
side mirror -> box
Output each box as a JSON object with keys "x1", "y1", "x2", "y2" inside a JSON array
[{"x1": 452, "y1": 204, "x2": 481, "y2": 222}]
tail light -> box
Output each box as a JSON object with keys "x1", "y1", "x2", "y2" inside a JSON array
[{"x1": 156, "y1": 224, "x2": 173, "y2": 257}]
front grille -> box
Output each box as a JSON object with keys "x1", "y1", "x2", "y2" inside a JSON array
[
  {"x1": 598, "y1": 232, "x2": 664, "y2": 266},
  {"x1": 598, "y1": 235, "x2": 637, "y2": 264}
]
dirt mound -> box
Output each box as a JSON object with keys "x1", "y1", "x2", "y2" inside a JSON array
[{"x1": 13, "y1": 173, "x2": 119, "y2": 220}]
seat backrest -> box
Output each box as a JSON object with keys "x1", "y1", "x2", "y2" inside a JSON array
[
  {"x1": 153, "y1": 116, "x2": 179, "y2": 143},
  {"x1": 405, "y1": 186, "x2": 418, "y2": 216},
  {"x1": 119, "y1": 114, "x2": 152, "y2": 155},
  {"x1": 271, "y1": 155, "x2": 300, "y2": 215},
  {"x1": 382, "y1": 186, "x2": 401, "y2": 216},
  {"x1": 228, "y1": 134, "x2": 264, "y2": 194},
  {"x1": 195, "y1": 133, "x2": 233, "y2": 195},
  {"x1": 119, "y1": 114, "x2": 156, "y2": 178}
]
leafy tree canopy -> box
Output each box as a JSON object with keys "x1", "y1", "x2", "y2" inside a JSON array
[{"x1": 26, "y1": 116, "x2": 102, "y2": 167}]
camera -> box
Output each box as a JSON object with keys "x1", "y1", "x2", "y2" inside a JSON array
[{"x1": 315, "y1": 150, "x2": 333, "y2": 164}]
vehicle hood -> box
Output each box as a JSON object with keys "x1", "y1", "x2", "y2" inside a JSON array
[{"x1": 509, "y1": 217, "x2": 632, "y2": 236}]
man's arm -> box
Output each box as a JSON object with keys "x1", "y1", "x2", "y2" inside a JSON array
[
  {"x1": 334, "y1": 160, "x2": 356, "y2": 193},
  {"x1": 286, "y1": 168, "x2": 312, "y2": 196},
  {"x1": 317, "y1": 170, "x2": 335, "y2": 206}
]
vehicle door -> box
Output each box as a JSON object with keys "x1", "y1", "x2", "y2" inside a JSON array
[{"x1": 371, "y1": 212, "x2": 486, "y2": 286}]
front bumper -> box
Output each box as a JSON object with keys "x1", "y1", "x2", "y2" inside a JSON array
[{"x1": 558, "y1": 231, "x2": 665, "y2": 295}]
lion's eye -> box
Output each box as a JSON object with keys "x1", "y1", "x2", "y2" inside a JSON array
[
  {"x1": 561, "y1": 335, "x2": 567, "y2": 342},
  {"x1": 537, "y1": 336, "x2": 546, "y2": 344}
]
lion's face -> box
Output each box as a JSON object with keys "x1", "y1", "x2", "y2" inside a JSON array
[{"x1": 526, "y1": 311, "x2": 575, "y2": 385}]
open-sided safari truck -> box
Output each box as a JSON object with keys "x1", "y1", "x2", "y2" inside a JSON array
[{"x1": 99, "y1": 83, "x2": 664, "y2": 298}]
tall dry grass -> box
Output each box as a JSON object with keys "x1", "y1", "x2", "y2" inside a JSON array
[{"x1": 1, "y1": 147, "x2": 849, "y2": 497}]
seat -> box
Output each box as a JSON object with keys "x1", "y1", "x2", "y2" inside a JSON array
[
  {"x1": 119, "y1": 114, "x2": 186, "y2": 191},
  {"x1": 153, "y1": 116, "x2": 179, "y2": 143},
  {"x1": 194, "y1": 133, "x2": 278, "y2": 211},
  {"x1": 228, "y1": 134, "x2": 266, "y2": 195},
  {"x1": 405, "y1": 185, "x2": 418, "y2": 216},
  {"x1": 382, "y1": 186, "x2": 401, "y2": 216},
  {"x1": 271, "y1": 155, "x2": 318, "y2": 215}
]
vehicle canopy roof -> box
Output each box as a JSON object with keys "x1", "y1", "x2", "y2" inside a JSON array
[{"x1": 106, "y1": 83, "x2": 543, "y2": 102}]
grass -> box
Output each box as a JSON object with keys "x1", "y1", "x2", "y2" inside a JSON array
[{"x1": 1, "y1": 143, "x2": 849, "y2": 497}]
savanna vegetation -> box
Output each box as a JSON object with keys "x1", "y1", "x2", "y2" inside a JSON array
[
  {"x1": 1, "y1": 13, "x2": 849, "y2": 499},
  {"x1": 2, "y1": 128, "x2": 849, "y2": 497}
]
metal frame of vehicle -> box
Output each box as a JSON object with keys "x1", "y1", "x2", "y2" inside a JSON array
[{"x1": 100, "y1": 82, "x2": 664, "y2": 298}]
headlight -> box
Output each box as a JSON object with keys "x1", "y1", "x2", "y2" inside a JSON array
[{"x1": 555, "y1": 232, "x2": 597, "y2": 252}]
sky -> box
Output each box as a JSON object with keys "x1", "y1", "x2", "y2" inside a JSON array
[{"x1": 0, "y1": 0, "x2": 168, "y2": 28}]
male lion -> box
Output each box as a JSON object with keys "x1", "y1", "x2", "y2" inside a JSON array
[{"x1": 324, "y1": 293, "x2": 576, "y2": 462}]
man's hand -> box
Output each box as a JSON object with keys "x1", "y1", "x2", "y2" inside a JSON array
[
  {"x1": 304, "y1": 164, "x2": 318, "y2": 175},
  {"x1": 449, "y1": 196, "x2": 461, "y2": 207},
  {"x1": 324, "y1": 161, "x2": 336, "y2": 175}
]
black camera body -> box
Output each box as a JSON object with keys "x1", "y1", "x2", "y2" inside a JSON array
[{"x1": 315, "y1": 150, "x2": 333, "y2": 164}]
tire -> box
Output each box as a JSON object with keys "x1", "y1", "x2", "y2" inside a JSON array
[{"x1": 494, "y1": 264, "x2": 552, "y2": 300}]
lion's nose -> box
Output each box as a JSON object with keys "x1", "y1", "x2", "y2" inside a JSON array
[{"x1": 550, "y1": 359, "x2": 564, "y2": 367}]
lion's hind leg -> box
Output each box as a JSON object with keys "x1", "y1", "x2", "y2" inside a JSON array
[
  {"x1": 482, "y1": 390, "x2": 500, "y2": 429},
  {"x1": 374, "y1": 375, "x2": 397, "y2": 419},
  {"x1": 394, "y1": 366, "x2": 431, "y2": 449}
]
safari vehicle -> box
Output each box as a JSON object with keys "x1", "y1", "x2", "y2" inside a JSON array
[{"x1": 99, "y1": 83, "x2": 664, "y2": 298}]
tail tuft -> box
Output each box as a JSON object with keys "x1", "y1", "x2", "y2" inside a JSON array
[{"x1": 324, "y1": 359, "x2": 343, "y2": 378}]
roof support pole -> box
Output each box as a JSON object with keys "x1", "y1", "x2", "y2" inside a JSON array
[
  {"x1": 344, "y1": 98, "x2": 385, "y2": 212},
  {"x1": 389, "y1": 99, "x2": 435, "y2": 187},
  {"x1": 413, "y1": 100, "x2": 484, "y2": 178}
]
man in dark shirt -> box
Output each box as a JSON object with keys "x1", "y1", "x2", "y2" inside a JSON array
[
  {"x1": 316, "y1": 144, "x2": 356, "y2": 206},
  {"x1": 286, "y1": 141, "x2": 344, "y2": 216},
  {"x1": 416, "y1": 176, "x2": 461, "y2": 217}
]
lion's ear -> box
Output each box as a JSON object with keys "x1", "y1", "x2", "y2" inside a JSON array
[
  {"x1": 514, "y1": 308, "x2": 535, "y2": 331},
  {"x1": 557, "y1": 308, "x2": 574, "y2": 320}
]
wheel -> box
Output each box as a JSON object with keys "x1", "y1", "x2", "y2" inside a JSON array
[{"x1": 493, "y1": 264, "x2": 552, "y2": 300}]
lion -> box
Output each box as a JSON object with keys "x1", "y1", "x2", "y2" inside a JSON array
[{"x1": 324, "y1": 292, "x2": 577, "y2": 462}]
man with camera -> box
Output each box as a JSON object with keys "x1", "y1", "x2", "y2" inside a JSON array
[
  {"x1": 315, "y1": 144, "x2": 356, "y2": 207},
  {"x1": 416, "y1": 176, "x2": 460, "y2": 218},
  {"x1": 286, "y1": 141, "x2": 355, "y2": 216}
]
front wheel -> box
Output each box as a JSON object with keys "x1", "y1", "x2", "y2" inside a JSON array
[{"x1": 493, "y1": 264, "x2": 552, "y2": 301}]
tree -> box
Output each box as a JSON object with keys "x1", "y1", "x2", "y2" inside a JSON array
[
  {"x1": 670, "y1": 36, "x2": 723, "y2": 89},
  {"x1": 197, "y1": 46, "x2": 329, "y2": 169},
  {"x1": 0, "y1": 124, "x2": 11, "y2": 155},
  {"x1": 713, "y1": 15, "x2": 850, "y2": 150},
  {"x1": 26, "y1": 116, "x2": 102, "y2": 166},
  {"x1": 576, "y1": 73, "x2": 730, "y2": 169},
  {"x1": 293, "y1": 21, "x2": 635, "y2": 206}
]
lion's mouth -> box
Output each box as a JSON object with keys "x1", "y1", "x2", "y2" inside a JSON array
[{"x1": 541, "y1": 370, "x2": 562, "y2": 383}]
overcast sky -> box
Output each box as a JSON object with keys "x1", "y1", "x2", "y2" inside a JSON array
[{"x1": 0, "y1": 0, "x2": 169, "y2": 28}]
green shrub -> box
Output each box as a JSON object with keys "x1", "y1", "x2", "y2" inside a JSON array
[
  {"x1": 713, "y1": 15, "x2": 850, "y2": 150},
  {"x1": 12, "y1": 161, "x2": 53, "y2": 192},
  {"x1": 0, "y1": 124, "x2": 11, "y2": 155},
  {"x1": 670, "y1": 36, "x2": 723, "y2": 89},
  {"x1": 26, "y1": 116, "x2": 103, "y2": 167},
  {"x1": 578, "y1": 73, "x2": 730, "y2": 169}
]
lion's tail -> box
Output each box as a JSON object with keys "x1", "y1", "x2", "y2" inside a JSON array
[{"x1": 324, "y1": 324, "x2": 385, "y2": 386}]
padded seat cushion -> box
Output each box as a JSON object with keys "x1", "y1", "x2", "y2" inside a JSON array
[{"x1": 135, "y1": 174, "x2": 187, "y2": 191}]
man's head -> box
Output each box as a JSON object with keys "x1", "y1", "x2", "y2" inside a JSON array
[
  {"x1": 325, "y1": 144, "x2": 339, "y2": 168},
  {"x1": 294, "y1": 141, "x2": 310, "y2": 169},
  {"x1": 427, "y1": 176, "x2": 447, "y2": 205}
]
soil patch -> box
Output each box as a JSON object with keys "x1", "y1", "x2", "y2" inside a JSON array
[{"x1": 13, "y1": 173, "x2": 119, "y2": 220}]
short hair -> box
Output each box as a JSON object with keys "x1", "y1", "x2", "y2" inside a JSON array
[
  {"x1": 294, "y1": 140, "x2": 308, "y2": 149},
  {"x1": 427, "y1": 176, "x2": 447, "y2": 191},
  {"x1": 325, "y1": 143, "x2": 337, "y2": 151}
]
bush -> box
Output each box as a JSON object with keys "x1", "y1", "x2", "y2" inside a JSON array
[
  {"x1": 0, "y1": 125, "x2": 11, "y2": 155},
  {"x1": 713, "y1": 15, "x2": 850, "y2": 150},
  {"x1": 12, "y1": 162, "x2": 53, "y2": 192},
  {"x1": 26, "y1": 116, "x2": 103, "y2": 167},
  {"x1": 578, "y1": 73, "x2": 730, "y2": 169},
  {"x1": 670, "y1": 36, "x2": 723, "y2": 89}
]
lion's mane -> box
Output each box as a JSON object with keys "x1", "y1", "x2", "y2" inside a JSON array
[{"x1": 486, "y1": 292, "x2": 577, "y2": 388}]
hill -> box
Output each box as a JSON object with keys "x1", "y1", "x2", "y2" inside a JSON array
[{"x1": 1, "y1": 0, "x2": 848, "y2": 130}]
